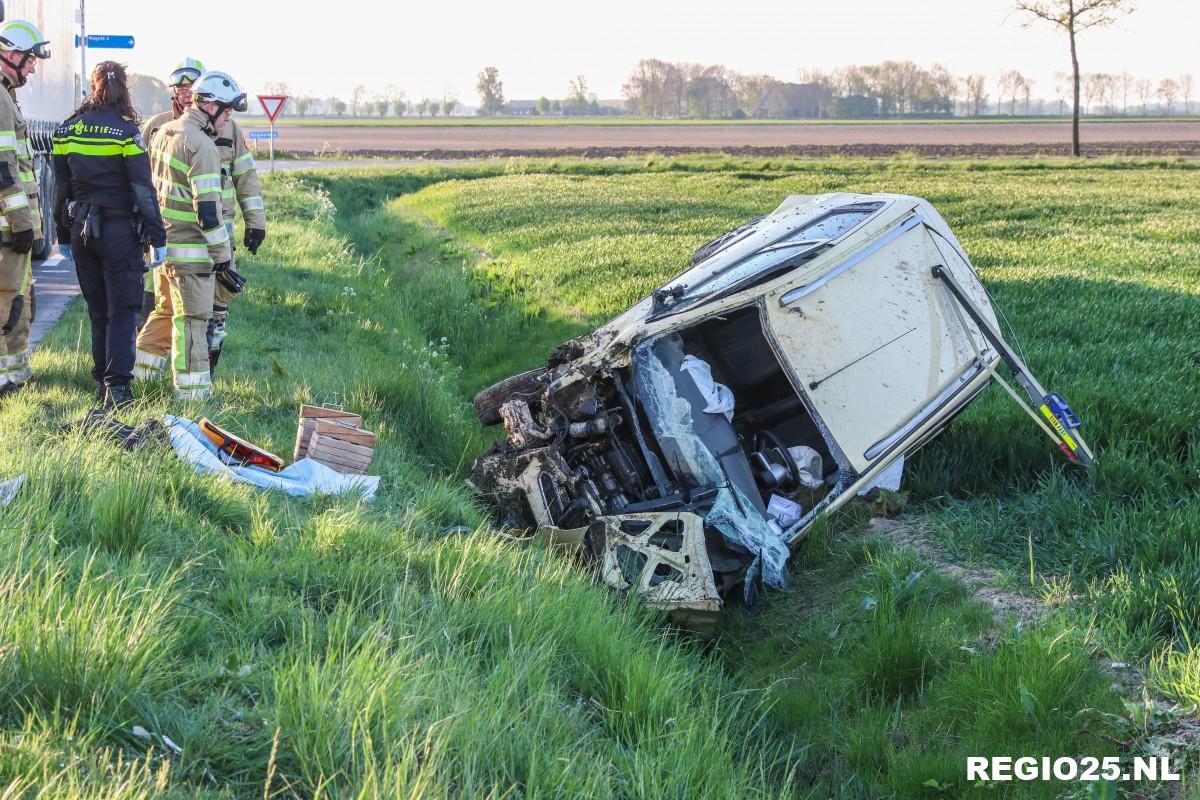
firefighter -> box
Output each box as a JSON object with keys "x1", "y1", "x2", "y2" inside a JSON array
[
  {"x1": 210, "y1": 102, "x2": 266, "y2": 374},
  {"x1": 0, "y1": 20, "x2": 49, "y2": 398},
  {"x1": 133, "y1": 71, "x2": 245, "y2": 400},
  {"x1": 53, "y1": 62, "x2": 166, "y2": 408},
  {"x1": 137, "y1": 57, "x2": 205, "y2": 326}
]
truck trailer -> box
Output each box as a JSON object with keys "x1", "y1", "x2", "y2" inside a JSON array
[{"x1": 2, "y1": 0, "x2": 78, "y2": 257}]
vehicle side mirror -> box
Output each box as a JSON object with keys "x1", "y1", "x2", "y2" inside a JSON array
[{"x1": 0, "y1": 3, "x2": 6, "y2": 22}]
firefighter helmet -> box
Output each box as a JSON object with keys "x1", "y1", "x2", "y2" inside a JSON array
[
  {"x1": 169, "y1": 57, "x2": 206, "y2": 88},
  {"x1": 0, "y1": 20, "x2": 50, "y2": 59},
  {"x1": 192, "y1": 71, "x2": 248, "y2": 113}
]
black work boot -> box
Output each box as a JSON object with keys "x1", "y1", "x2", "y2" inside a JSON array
[
  {"x1": 95, "y1": 381, "x2": 106, "y2": 404},
  {"x1": 208, "y1": 346, "x2": 222, "y2": 377},
  {"x1": 103, "y1": 384, "x2": 134, "y2": 410}
]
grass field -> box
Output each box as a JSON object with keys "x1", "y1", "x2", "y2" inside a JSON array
[
  {"x1": 1, "y1": 156, "x2": 1197, "y2": 797},
  {"x1": 258, "y1": 115, "x2": 1200, "y2": 128}
]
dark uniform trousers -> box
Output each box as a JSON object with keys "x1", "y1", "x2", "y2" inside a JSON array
[{"x1": 70, "y1": 210, "x2": 146, "y2": 388}]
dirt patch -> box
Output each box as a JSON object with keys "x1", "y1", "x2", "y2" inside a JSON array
[
  {"x1": 866, "y1": 517, "x2": 1047, "y2": 626},
  {"x1": 282, "y1": 141, "x2": 1200, "y2": 160},
  {"x1": 257, "y1": 120, "x2": 1200, "y2": 159},
  {"x1": 867, "y1": 516, "x2": 1200, "y2": 779}
]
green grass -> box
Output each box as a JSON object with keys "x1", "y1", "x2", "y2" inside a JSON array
[
  {"x1": 372, "y1": 155, "x2": 1200, "y2": 793},
  {"x1": 2, "y1": 156, "x2": 1195, "y2": 796},
  {"x1": 0, "y1": 172, "x2": 797, "y2": 798}
]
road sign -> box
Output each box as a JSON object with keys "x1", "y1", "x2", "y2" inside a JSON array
[
  {"x1": 248, "y1": 130, "x2": 280, "y2": 140},
  {"x1": 257, "y1": 95, "x2": 288, "y2": 123},
  {"x1": 74, "y1": 34, "x2": 135, "y2": 49}
]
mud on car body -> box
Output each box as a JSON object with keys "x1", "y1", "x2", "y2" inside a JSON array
[{"x1": 469, "y1": 193, "x2": 1093, "y2": 631}]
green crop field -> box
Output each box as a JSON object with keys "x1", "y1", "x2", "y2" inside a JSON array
[{"x1": 1, "y1": 156, "x2": 1197, "y2": 797}]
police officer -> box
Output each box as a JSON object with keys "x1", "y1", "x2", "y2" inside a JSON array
[
  {"x1": 53, "y1": 61, "x2": 166, "y2": 408},
  {"x1": 137, "y1": 57, "x2": 204, "y2": 326},
  {"x1": 0, "y1": 19, "x2": 49, "y2": 398},
  {"x1": 134, "y1": 71, "x2": 243, "y2": 400}
]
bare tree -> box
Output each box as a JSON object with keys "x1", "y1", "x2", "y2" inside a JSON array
[
  {"x1": 731, "y1": 73, "x2": 776, "y2": 117},
  {"x1": 1117, "y1": 72, "x2": 1134, "y2": 114},
  {"x1": 1053, "y1": 71, "x2": 1070, "y2": 115},
  {"x1": 964, "y1": 74, "x2": 988, "y2": 116},
  {"x1": 1181, "y1": 74, "x2": 1195, "y2": 114},
  {"x1": 1013, "y1": 0, "x2": 1137, "y2": 155},
  {"x1": 567, "y1": 75, "x2": 589, "y2": 107},
  {"x1": 1156, "y1": 78, "x2": 1179, "y2": 114},
  {"x1": 351, "y1": 84, "x2": 366, "y2": 116},
  {"x1": 998, "y1": 70, "x2": 1022, "y2": 115},
  {"x1": 623, "y1": 59, "x2": 683, "y2": 117},
  {"x1": 1084, "y1": 73, "x2": 1113, "y2": 114},
  {"x1": 929, "y1": 63, "x2": 959, "y2": 115},
  {"x1": 384, "y1": 84, "x2": 406, "y2": 117},
  {"x1": 1135, "y1": 78, "x2": 1152, "y2": 115}
]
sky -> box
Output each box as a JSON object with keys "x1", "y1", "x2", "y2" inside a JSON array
[{"x1": 80, "y1": 0, "x2": 1198, "y2": 105}]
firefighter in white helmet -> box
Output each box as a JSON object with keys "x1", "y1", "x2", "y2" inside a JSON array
[
  {"x1": 209, "y1": 84, "x2": 266, "y2": 374},
  {"x1": 137, "y1": 57, "x2": 205, "y2": 326},
  {"x1": 0, "y1": 20, "x2": 49, "y2": 398},
  {"x1": 134, "y1": 71, "x2": 245, "y2": 400}
]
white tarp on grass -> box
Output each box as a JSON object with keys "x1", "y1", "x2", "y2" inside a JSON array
[{"x1": 164, "y1": 415, "x2": 379, "y2": 500}]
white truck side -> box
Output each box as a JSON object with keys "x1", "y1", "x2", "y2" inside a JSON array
[{"x1": 3, "y1": 0, "x2": 77, "y2": 256}]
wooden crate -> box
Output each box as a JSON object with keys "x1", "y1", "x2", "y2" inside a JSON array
[
  {"x1": 306, "y1": 419, "x2": 376, "y2": 475},
  {"x1": 294, "y1": 405, "x2": 363, "y2": 462}
]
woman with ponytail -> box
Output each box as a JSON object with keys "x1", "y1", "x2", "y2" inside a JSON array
[{"x1": 52, "y1": 61, "x2": 166, "y2": 409}]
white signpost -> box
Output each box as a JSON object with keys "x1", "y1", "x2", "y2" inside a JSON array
[{"x1": 256, "y1": 95, "x2": 288, "y2": 173}]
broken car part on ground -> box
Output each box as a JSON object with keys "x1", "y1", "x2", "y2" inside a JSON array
[{"x1": 469, "y1": 193, "x2": 1094, "y2": 629}]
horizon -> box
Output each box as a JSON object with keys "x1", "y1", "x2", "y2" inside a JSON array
[{"x1": 82, "y1": 0, "x2": 1196, "y2": 107}]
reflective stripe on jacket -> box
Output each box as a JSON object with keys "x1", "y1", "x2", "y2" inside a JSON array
[{"x1": 150, "y1": 107, "x2": 231, "y2": 268}]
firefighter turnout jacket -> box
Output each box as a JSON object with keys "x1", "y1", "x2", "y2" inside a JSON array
[
  {"x1": 139, "y1": 109, "x2": 173, "y2": 151},
  {"x1": 0, "y1": 72, "x2": 37, "y2": 242},
  {"x1": 51, "y1": 107, "x2": 166, "y2": 246},
  {"x1": 217, "y1": 118, "x2": 264, "y2": 229},
  {"x1": 151, "y1": 107, "x2": 231, "y2": 269}
]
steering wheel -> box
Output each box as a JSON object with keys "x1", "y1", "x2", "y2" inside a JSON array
[{"x1": 753, "y1": 429, "x2": 801, "y2": 490}]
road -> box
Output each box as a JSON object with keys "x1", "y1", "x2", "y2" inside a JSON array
[
  {"x1": 31, "y1": 252, "x2": 79, "y2": 350},
  {"x1": 250, "y1": 120, "x2": 1200, "y2": 158}
]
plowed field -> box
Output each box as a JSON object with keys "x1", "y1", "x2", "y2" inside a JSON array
[{"x1": 261, "y1": 120, "x2": 1200, "y2": 158}]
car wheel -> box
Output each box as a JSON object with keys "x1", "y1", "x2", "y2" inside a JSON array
[
  {"x1": 474, "y1": 367, "x2": 549, "y2": 426},
  {"x1": 35, "y1": 155, "x2": 55, "y2": 260}
]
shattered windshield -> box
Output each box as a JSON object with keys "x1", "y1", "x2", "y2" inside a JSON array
[{"x1": 656, "y1": 202, "x2": 887, "y2": 308}]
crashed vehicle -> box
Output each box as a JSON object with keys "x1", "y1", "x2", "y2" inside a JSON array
[{"x1": 470, "y1": 193, "x2": 1093, "y2": 630}]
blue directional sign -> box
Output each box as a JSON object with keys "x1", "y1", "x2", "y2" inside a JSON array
[
  {"x1": 248, "y1": 130, "x2": 280, "y2": 141},
  {"x1": 74, "y1": 34, "x2": 136, "y2": 49}
]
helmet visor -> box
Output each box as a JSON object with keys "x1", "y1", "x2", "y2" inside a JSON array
[
  {"x1": 170, "y1": 69, "x2": 201, "y2": 87},
  {"x1": 230, "y1": 93, "x2": 248, "y2": 113},
  {"x1": 29, "y1": 40, "x2": 50, "y2": 59}
]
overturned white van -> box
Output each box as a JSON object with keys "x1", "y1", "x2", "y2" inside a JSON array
[{"x1": 469, "y1": 193, "x2": 1093, "y2": 630}]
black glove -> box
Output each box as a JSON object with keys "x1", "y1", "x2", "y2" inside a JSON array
[
  {"x1": 244, "y1": 227, "x2": 265, "y2": 255},
  {"x1": 10, "y1": 229, "x2": 33, "y2": 254},
  {"x1": 213, "y1": 261, "x2": 246, "y2": 294}
]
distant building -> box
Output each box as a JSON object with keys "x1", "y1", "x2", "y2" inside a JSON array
[
  {"x1": 507, "y1": 100, "x2": 538, "y2": 115},
  {"x1": 754, "y1": 82, "x2": 829, "y2": 119}
]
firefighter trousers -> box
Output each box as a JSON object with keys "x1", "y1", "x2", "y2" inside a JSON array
[
  {"x1": 209, "y1": 220, "x2": 242, "y2": 356},
  {"x1": 0, "y1": 245, "x2": 32, "y2": 388},
  {"x1": 134, "y1": 263, "x2": 214, "y2": 400}
]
